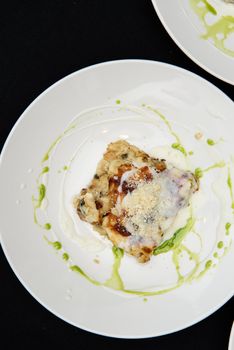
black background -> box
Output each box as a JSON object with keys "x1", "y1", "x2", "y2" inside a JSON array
[{"x1": 0, "y1": 0, "x2": 233, "y2": 348}]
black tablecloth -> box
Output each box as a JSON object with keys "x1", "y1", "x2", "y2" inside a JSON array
[{"x1": 1, "y1": 1, "x2": 233, "y2": 348}]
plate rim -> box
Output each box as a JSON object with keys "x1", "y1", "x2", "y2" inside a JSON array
[
  {"x1": 0, "y1": 59, "x2": 234, "y2": 339},
  {"x1": 151, "y1": 0, "x2": 234, "y2": 85},
  {"x1": 229, "y1": 322, "x2": 234, "y2": 350}
]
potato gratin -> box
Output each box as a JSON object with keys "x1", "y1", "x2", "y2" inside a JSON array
[{"x1": 74, "y1": 140, "x2": 198, "y2": 262}]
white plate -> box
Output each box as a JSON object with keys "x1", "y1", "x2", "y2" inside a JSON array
[
  {"x1": 0, "y1": 60, "x2": 234, "y2": 338},
  {"x1": 229, "y1": 323, "x2": 234, "y2": 350},
  {"x1": 151, "y1": 0, "x2": 234, "y2": 84}
]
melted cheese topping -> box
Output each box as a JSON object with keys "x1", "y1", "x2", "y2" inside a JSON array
[
  {"x1": 122, "y1": 180, "x2": 162, "y2": 241},
  {"x1": 115, "y1": 166, "x2": 196, "y2": 245}
]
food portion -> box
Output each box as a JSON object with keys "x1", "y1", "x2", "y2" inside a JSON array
[{"x1": 74, "y1": 140, "x2": 199, "y2": 262}]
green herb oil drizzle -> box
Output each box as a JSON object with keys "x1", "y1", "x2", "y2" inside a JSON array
[
  {"x1": 104, "y1": 247, "x2": 124, "y2": 290},
  {"x1": 227, "y1": 167, "x2": 234, "y2": 209},
  {"x1": 194, "y1": 161, "x2": 225, "y2": 179},
  {"x1": 44, "y1": 236, "x2": 62, "y2": 250},
  {"x1": 153, "y1": 217, "x2": 195, "y2": 256},
  {"x1": 190, "y1": 0, "x2": 234, "y2": 57},
  {"x1": 146, "y1": 106, "x2": 187, "y2": 156},
  {"x1": 70, "y1": 265, "x2": 101, "y2": 286},
  {"x1": 41, "y1": 124, "x2": 76, "y2": 163},
  {"x1": 32, "y1": 184, "x2": 47, "y2": 225},
  {"x1": 197, "y1": 259, "x2": 213, "y2": 279}
]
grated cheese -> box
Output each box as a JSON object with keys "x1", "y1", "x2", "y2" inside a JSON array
[{"x1": 116, "y1": 166, "x2": 197, "y2": 244}]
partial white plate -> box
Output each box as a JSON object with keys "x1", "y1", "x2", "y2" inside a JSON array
[
  {"x1": 151, "y1": 0, "x2": 234, "y2": 84},
  {"x1": 0, "y1": 60, "x2": 234, "y2": 338},
  {"x1": 229, "y1": 323, "x2": 234, "y2": 350}
]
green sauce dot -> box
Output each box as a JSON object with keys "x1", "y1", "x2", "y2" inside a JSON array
[
  {"x1": 213, "y1": 252, "x2": 218, "y2": 258},
  {"x1": 217, "y1": 241, "x2": 224, "y2": 249},
  {"x1": 44, "y1": 223, "x2": 51, "y2": 230},
  {"x1": 42, "y1": 166, "x2": 49, "y2": 174},
  {"x1": 225, "y1": 222, "x2": 231, "y2": 235},
  {"x1": 70, "y1": 265, "x2": 81, "y2": 273},
  {"x1": 53, "y1": 241, "x2": 62, "y2": 250},
  {"x1": 205, "y1": 260, "x2": 212, "y2": 269},
  {"x1": 172, "y1": 142, "x2": 179, "y2": 148},
  {"x1": 116, "y1": 99, "x2": 121, "y2": 104},
  {"x1": 207, "y1": 139, "x2": 215, "y2": 146},
  {"x1": 42, "y1": 154, "x2": 49, "y2": 162},
  {"x1": 62, "y1": 253, "x2": 69, "y2": 261},
  {"x1": 38, "y1": 184, "x2": 46, "y2": 203},
  {"x1": 143, "y1": 298, "x2": 148, "y2": 302},
  {"x1": 195, "y1": 168, "x2": 203, "y2": 179},
  {"x1": 188, "y1": 151, "x2": 194, "y2": 156}
]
